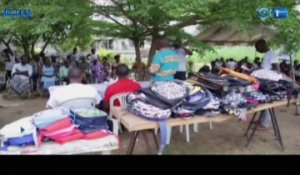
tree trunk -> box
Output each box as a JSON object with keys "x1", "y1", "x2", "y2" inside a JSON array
[
  {"x1": 133, "y1": 39, "x2": 145, "y2": 81},
  {"x1": 147, "y1": 30, "x2": 159, "y2": 67},
  {"x1": 134, "y1": 39, "x2": 141, "y2": 63},
  {"x1": 23, "y1": 44, "x2": 30, "y2": 60},
  {"x1": 40, "y1": 38, "x2": 51, "y2": 56},
  {"x1": 145, "y1": 30, "x2": 159, "y2": 80},
  {"x1": 21, "y1": 38, "x2": 30, "y2": 60},
  {"x1": 30, "y1": 41, "x2": 36, "y2": 58},
  {"x1": 39, "y1": 43, "x2": 48, "y2": 56}
]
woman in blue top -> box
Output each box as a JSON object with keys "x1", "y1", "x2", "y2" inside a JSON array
[
  {"x1": 149, "y1": 37, "x2": 179, "y2": 82},
  {"x1": 39, "y1": 57, "x2": 57, "y2": 90}
]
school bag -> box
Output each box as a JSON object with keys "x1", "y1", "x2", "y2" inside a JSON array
[
  {"x1": 126, "y1": 93, "x2": 171, "y2": 121},
  {"x1": 150, "y1": 81, "x2": 189, "y2": 107},
  {"x1": 70, "y1": 108, "x2": 109, "y2": 134}
]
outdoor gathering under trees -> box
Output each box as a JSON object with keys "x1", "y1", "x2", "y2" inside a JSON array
[{"x1": 1, "y1": 0, "x2": 300, "y2": 155}]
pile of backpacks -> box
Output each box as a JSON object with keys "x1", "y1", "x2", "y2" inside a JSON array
[
  {"x1": 0, "y1": 108, "x2": 111, "y2": 150},
  {"x1": 126, "y1": 69, "x2": 300, "y2": 122},
  {"x1": 127, "y1": 80, "x2": 221, "y2": 121}
]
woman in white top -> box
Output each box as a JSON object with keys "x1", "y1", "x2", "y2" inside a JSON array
[{"x1": 11, "y1": 55, "x2": 33, "y2": 95}]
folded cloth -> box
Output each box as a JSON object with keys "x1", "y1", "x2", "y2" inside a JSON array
[
  {"x1": 2, "y1": 134, "x2": 35, "y2": 148},
  {"x1": 33, "y1": 108, "x2": 69, "y2": 129},
  {"x1": 50, "y1": 129, "x2": 84, "y2": 144},
  {"x1": 0, "y1": 117, "x2": 36, "y2": 139},
  {"x1": 40, "y1": 124, "x2": 76, "y2": 138},
  {"x1": 41, "y1": 118, "x2": 72, "y2": 132},
  {"x1": 83, "y1": 130, "x2": 110, "y2": 140}
]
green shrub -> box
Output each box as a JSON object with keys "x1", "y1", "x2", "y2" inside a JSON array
[{"x1": 99, "y1": 48, "x2": 116, "y2": 62}]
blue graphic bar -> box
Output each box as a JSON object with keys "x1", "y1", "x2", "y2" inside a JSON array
[
  {"x1": 2, "y1": 9, "x2": 32, "y2": 18},
  {"x1": 272, "y1": 7, "x2": 288, "y2": 19}
]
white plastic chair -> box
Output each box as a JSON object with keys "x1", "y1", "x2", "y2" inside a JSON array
[
  {"x1": 178, "y1": 121, "x2": 213, "y2": 143},
  {"x1": 60, "y1": 98, "x2": 97, "y2": 109},
  {"x1": 109, "y1": 92, "x2": 130, "y2": 135}
]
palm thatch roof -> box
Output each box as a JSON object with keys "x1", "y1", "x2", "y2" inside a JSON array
[{"x1": 198, "y1": 23, "x2": 278, "y2": 45}]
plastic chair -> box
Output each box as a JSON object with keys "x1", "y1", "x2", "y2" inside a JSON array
[
  {"x1": 177, "y1": 121, "x2": 213, "y2": 143},
  {"x1": 109, "y1": 92, "x2": 130, "y2": 135},
  {"x1": 60, "y1": 98, "x2": 97, "y2": 109}
]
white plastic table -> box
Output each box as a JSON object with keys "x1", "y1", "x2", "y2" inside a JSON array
[{"x1": 0, "y1": 134, "x2": 119, "y2": 155}]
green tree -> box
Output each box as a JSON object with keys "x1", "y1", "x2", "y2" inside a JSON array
[
  {"x1": 0, "y1": 0, "x2": 92, "y2": 58},
  {"x1": 92, "y1": 0, "x2": 226, "y2": 79},
  {"x1": 93, "y1": 0, "x2": 300, "y2": 63}
]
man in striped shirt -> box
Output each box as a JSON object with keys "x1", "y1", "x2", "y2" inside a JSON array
[{"x1": 149, "y1": 37, "x2": 179, "y2": 82}]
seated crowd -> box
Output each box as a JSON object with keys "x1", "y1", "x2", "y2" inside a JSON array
[
  {"x1": 2, "y1": 40, "x2": 300, "y2": 99},
  {"x1": 1, "y1": 46, "x2": 125, "y2": 95},
  {"x1": 198, "y1": 56, "x2": 298, "y2": 78}
]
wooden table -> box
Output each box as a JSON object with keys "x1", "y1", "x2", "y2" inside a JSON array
[{"x1": 112, "y1": 98, "x2": 297, "y2": 154}]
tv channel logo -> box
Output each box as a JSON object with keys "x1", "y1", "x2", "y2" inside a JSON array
[
  {"x1": 272, "y1": 7, "x2": 288, "y2": 19},
  {"x1": 2, "y1": 9, "x2": 32, "y2": 18},
  {"x1": 257, "y1": 7, "x2": 271, "y2": 21}
]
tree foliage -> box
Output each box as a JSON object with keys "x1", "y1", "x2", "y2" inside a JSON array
[
  {"x1": 0, "y1": 0, "x2": 92, "y2": 58},
  {"x1": 93, "y1": 0, "x2": 299, "y2": 63},
  {"x1": 1, "y1": 0, "x2": 299, "y2": 65}
]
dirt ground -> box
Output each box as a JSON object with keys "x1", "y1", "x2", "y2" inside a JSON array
[{"x1": 1, "y1": 94, "x2": 300, "y2": 155}]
